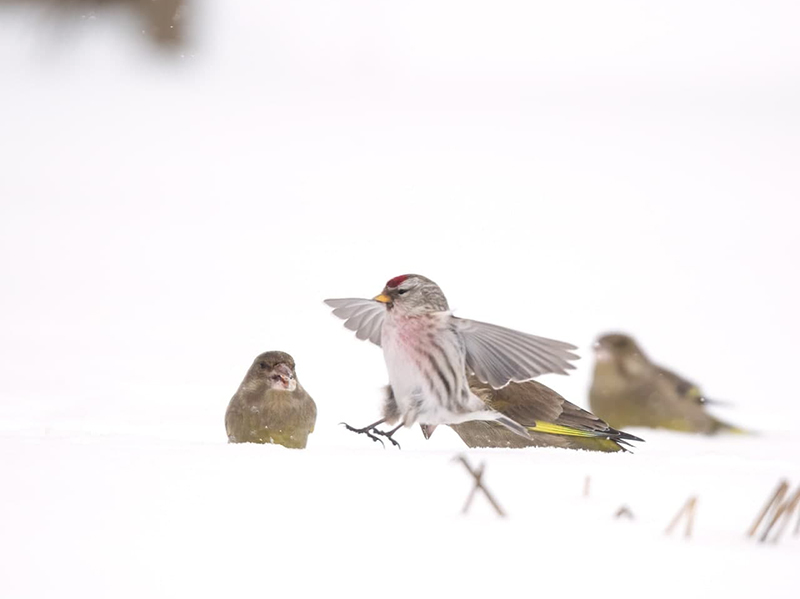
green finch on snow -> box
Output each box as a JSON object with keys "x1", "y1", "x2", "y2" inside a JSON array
[
  {"x1": 225, "y1": 351, "x2": 317, "y2": 449},
  {"x1": 589, "y1": 334, "x2": 742, "y2": 435},
  {"x1": 422, "y1": 374, "x2": 642, "y2": 452}
]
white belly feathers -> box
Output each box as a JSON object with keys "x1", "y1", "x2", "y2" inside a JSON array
[{"x1": 381, "y1": 310, "x2": 483, "y2": 426}]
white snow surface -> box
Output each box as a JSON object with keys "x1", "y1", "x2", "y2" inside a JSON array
[{"x1": 1, "y1": 1, "x2": 799, "y2": 597}]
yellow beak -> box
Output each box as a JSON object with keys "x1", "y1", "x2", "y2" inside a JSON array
[{"x1": 373, "y1": 294, "x2": 391, "y2": 303}]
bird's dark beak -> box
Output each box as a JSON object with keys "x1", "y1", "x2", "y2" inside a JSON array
[{"x1": 373, "y1": 293, "x2": 391, "y2": 303}]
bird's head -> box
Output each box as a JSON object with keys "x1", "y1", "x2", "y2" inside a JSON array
[
  {"x1": 372, "y1": 274, "x2": 449, "y2": 314},
  {"x1": 245, "y1": 351, "x2": 298, "y2": 392},
  {"x1": 593, "y1": 333, "x2": 649, "y2": 377}
]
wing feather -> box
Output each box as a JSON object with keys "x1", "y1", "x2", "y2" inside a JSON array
[
  {"x1": 324, "y1": 298, "x2": 385, "y2": 346},
  {"x1": 455, "y1": 318, "x2": 579, "y2": 388}
]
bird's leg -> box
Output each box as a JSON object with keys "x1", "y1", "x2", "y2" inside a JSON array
[
  {"x1": 340, "y1": 418, "x2": 388, "y2": 447},
  {"x1": 370, "y1": 423, "x2": 403, "y2": 449}
]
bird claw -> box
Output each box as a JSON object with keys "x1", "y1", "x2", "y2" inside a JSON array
[
  {"x1": 371, "y1": 427, "x2": 402, "y2": 449},
  {"x1": 340, "y1": 422, "x2": 386, "y2": 448},
  {"x1": 340, "y1": 422, "x2": 402, "y2": 449}
]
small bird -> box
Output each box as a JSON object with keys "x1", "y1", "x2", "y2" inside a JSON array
[
  {"x1": 433, "y1": 375, "x2": 642, "y2": 451},
  {"x1": 325, "y1": 274, "x2": 579, "y2": 442},
  {"x1": 589, "y1": 333, "x2": 742, "y2": 435},
  {"x1": 225, "y1": 351, "x2": 317, "y2": 448}
]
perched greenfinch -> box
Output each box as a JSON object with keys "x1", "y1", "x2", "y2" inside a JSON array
[
  {"x1": 421, "y1": 374, "x2": 642, "y2": 452},
  {"x1": 589, "y1": 334, "x2": 742, "y2": 434},
  {"x1": 225, "y1": 351, "x2": 317, "y2": 448}
]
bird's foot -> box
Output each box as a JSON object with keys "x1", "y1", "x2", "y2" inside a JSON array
[
  {"x1": 370, "y1": 424, "x2": 402, "y2": 449},
  {"x1": 339, "y1": 420, "x2": 386, "y2": 449},
  {"x1": 340, "y1": 420, "x2": 402, "y2": 449}
]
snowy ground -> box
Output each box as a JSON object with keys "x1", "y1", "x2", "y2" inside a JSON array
[
  {"x1": 2, "y1": 1, "x2": 800, "y2": 597},
  {"x1": 2, "y1": 421, "x2": 799, "y2": 598}
]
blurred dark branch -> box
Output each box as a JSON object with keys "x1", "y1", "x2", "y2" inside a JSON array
[{"x1": 0, "y1": 0, "x2": 187, "y2": 47}]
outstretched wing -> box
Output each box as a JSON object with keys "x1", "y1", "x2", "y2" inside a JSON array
[
  {"x1": 455, "y1": 318, "x2": 579, "y2": 388},
  {"x1": 323, "y1": 298, "x2": 386, "y2": 346}
]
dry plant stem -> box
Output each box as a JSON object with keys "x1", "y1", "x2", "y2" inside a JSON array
[
  {"x1": 614, "y1": 505, "x2": 634, "y2": 519},
  {"x1": 665, "y1": 496, "x2": 697, "y2": 538},
  {"x1": 747, "y1": 479, "x2": 789, "y2": 538},
  {"x1": 795, "y1": 502, "x2": 800, "y2": 537},
  {"x1": 761, "y1": 487, "x2": 800, "y2": 543},
  {"x1": 454, "y1": 455, "x2": 507, "y2": 518},
  {"x1": 461, "y1": 463, "x2": 485, "y2": 514},
  {"x1": 684, "y1": 497, "x2": 697, "y2": 538}
]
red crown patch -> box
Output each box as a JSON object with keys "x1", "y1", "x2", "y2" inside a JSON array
[{"x1": 386, "y1": 275, "x2": 409, "y2": 288}]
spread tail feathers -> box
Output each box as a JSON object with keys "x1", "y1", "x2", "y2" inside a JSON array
[{"x1": 528, "y1": 421, "x2": 644, "y2": 452}]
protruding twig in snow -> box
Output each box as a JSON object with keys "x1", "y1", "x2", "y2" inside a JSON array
[
  {"x1": 665, "y1": 496, "x2": 697, "y2": 539},
  {"x1": 614, "y1": 505, "x2": 634, "y2": 520},
  {"x1": 795, "y1": 501, "x2": 800, "y2": 537},
  {"x1": 747, "y1": 479, "x2": 788, "y2": 539},
  {"x1": 759, "y1": 485, "x2": 800, "y2": 543},
  {"x1": 453, "y1": 454, "x2": 506, "y2": 518}
]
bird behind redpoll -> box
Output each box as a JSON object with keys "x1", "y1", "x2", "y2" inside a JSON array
[
  {"x1": 325, "y1": 274, "x2": 579, "y2": 440},
  {"x1": 589, "y1": 333, "x2": 744, "y2": 435}
]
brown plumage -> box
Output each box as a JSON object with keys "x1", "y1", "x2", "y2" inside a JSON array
[
  {"x1": 443, "y1": 374, "x2": 641, "y2": 452},
  {"x1": 589, "y1": 334, "x2": 742, "y2": 435},
  {"x1": 225, "y1": 351, "x2": 317, "y2": 449}
]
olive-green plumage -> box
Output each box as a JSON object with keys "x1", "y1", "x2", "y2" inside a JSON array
[
  {"x1": 589, "y1": 334, "x2": 741, "y2": 435},
  {"x1": 225, "y1": 351, "x2": 317, "y2": 449},
  {"x1": 446, "y1": 374, "x2": 641, "y2": 452}
]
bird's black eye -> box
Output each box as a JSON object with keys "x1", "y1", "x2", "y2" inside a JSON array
[
  {"x1": 259, "y1": 361, "x2": 268, "y2": 369},
  {"x1": 397, "y1": 289, "x2": 407, "y2": 295}
]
